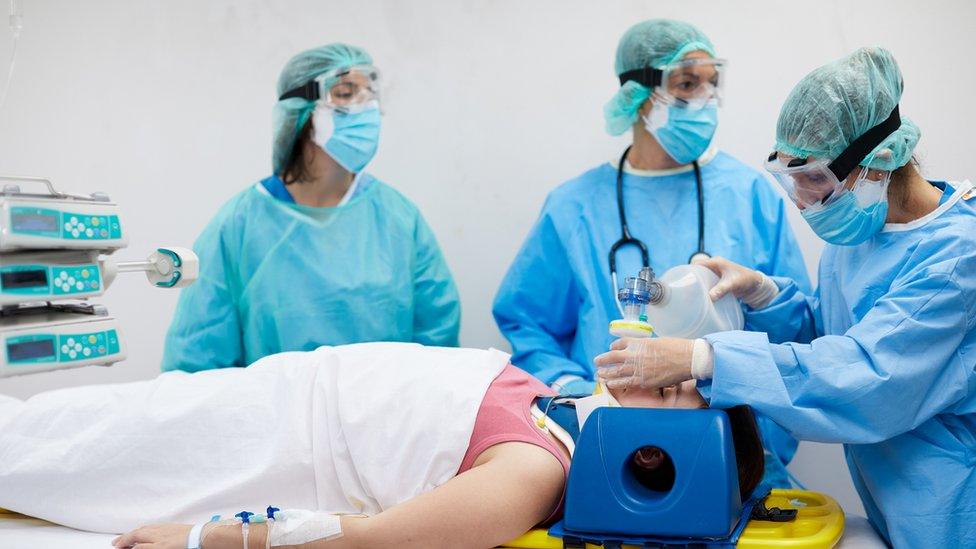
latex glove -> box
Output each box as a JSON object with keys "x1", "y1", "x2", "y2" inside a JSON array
[
  {"x1": 693, "y1": 255, "x2": 778, "y2": 309},
  {"x1": 594, "y1": 337, "x2": 695, "y2": 391},
  {"x1": 553, "y1": 376, "x2": 597, "y2": 396}
]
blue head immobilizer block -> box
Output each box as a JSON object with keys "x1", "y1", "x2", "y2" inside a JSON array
[{"x1": 563, "y1": 407, "x2": 742, "y2": 539}]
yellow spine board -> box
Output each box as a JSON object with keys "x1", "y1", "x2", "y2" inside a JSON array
[{"x1": 499, "y1": 489, "x2": 845, "y2": 549}]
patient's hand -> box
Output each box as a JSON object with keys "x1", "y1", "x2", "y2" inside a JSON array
[
  {"x1": 610, "y1": 380, "x2": 706, "y2": 409},
  {"x1": 113, "y1": 523, "x2": 191, "y2": 548}
]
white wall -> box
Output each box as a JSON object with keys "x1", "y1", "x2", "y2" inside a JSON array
[{"x1": 1, "y1": 0, "x2": 974, "y2": 518}]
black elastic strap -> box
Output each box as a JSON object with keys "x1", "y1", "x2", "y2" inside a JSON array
[
  {"x1": 827, "y1": 105, "x2": 901, "y2": 180},
  {"x1": 278, "y1": 80, "x2": 320, "y2": 102},
  {"x1": 618, "y1": 66, "x2": 664, "y2": 88}
]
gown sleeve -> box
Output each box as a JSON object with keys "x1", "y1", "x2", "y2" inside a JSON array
[
  {"x1": 161, "y1": 206, "x2": 245, "y2": 372},
  {"x1": 410, "y1": 215, "x2": 461, "y2": 347},
  {"x1": 493, "y1": 204, "x2": 589, "y2": 385},
  {"x1": 706, "y1": 267, "x2": 974, "y2": 444}
]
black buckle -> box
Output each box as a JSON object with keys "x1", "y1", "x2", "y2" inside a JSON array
[
  {"x1": 278, "y1": 80, "x2": 320, "y2": 102},
  {"x1": 562, "y1": 535, "x2": 586, "y2": 549},
  {"x1": 750, "y1": 499, "x2": 798, "y2": 523},
  {"x1": 618, "y1": 66, "x2": 664, "y2": 88}
]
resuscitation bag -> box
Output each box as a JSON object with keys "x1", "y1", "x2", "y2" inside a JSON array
[{"x1": 645, "y1": 264, "x2": 744, "y2": 339}]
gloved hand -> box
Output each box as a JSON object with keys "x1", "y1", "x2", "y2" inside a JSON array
[
  {"x1": 555, "y1": 377, "x2": 597, "y2": 396},
  {"x1": 594, "y1": 337, "x2": 695, "y2": 391},
  {"x1": 692, "y1": 256, "x2": 779, "y2": 308}
]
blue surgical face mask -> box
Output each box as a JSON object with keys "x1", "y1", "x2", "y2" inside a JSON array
[
  {"x1": 313, "y1": 101, "x2": 381, "y2": 173},
  {"x1": 643, "y1": 99, "x2": 718, "y2": 164},
  {"x1": 800, "y1": 178, "x2": 890, "y2": 246}
]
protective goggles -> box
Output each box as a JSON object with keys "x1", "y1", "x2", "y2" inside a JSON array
[
  {"x1": 619, "y1": 57, "x2": 726, "y2": 109},
  {"x1": 765, "y1": 105, "x2": 902, "y2": 209},
  {"x1": 279, "y1": 64, "x2": 381, "y2": 112}
]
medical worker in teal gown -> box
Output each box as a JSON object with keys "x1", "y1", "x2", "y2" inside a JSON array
[
  {"x1": 492, "y1": 19, "x2": 810, "y2": 488},
  {"x1": 596, "y1": 47, "x2": 976, "y2": 548},
  {"x1": 162, "y1": 44, "x2": 460, "y2": 372}
]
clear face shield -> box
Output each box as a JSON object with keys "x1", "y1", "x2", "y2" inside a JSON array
[
  {"x1": 765, "y1": 153, "x2": 892, "y2": 213},
  {"x1": 764, "y1": 153, "x2": 852, "y2": 210},
  {"x1": 653, "y1": 57, "x2": 726, "y2": 110},
  {"x1": 314, "y1": 64, "x2": 381, "y2": 113},
  {"x1": 764, "y1": 105, "x2": 904, "y2": 212},
  {"x1": 279, "y1": 64, "x2": 382, "y2": 113}
]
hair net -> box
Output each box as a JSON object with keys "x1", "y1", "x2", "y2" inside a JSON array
[
  {"x1": 272, "y1": 43, "x2": 373, "y2": 175},
  {"x1": 603, "y1": 19, "x2": 716, "y2": 135},
  {"x1": 775, "y1": 47, "x2": 920, "y2": 171}
]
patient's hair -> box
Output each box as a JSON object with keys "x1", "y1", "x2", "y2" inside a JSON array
[
  {"x1": 631, "y1": 406, "x2": 765, "y2": 501},
  {"x1": 725, "y1": 405, "x2": 765, "y2": 500}
]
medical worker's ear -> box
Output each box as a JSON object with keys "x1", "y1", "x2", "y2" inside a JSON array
[
  {"x1": 638, "y1": 96, "x2": 655, "y2": 119},
  {"x1": 842, "y1": 150, "x2": 894, "y2": 188},
  {"x1": 842, "y1": 167, "x2": 891, "y2": 190}
]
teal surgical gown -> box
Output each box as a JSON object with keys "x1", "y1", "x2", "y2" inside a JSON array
[
  {"x1": 162, "y1": 174, "x2": 460, "y2": 372},
  {"x1": 493, "y1": 151, "x2": 812, "y2": 488},
  {"x1": 704, "y1": 181, "x2": 976, "y2": 547}
]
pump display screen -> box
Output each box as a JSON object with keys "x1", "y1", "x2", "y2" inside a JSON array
[
  {"x1": 12, "y1": 212, "x2": 59, "y2": 233},
  {"x1": 7, "y1": 339, "x2": 55, "y2": 362},
  {"x1": 1, "y1": 269, "x2": 48, "y2": 289}
]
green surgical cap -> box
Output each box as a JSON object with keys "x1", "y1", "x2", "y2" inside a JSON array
[
  {"x1": 603, "y1": 19, "x2": 716, "y2": 135},
  {"x1": 775, "y1": 47, "x2": 920, "y2": 171},
  {"x1": 272, "y1": 43, "x2": 373, "y2": 175}
]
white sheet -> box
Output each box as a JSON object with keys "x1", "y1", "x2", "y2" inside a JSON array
[
  {"x1": 0, "y1": 343, "x2": 509, "y2": 533},
  {"x1": 0, "y1": 512, "x2": 889, "y2": 548},
  {"x1": 0, "y1": 514, "x2": 115, "y2": 549}
]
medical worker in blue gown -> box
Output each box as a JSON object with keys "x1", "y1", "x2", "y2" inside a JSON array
[
  {"x1": 492, "y1": 19, "x2": 809, "y2": 487},
  {"x1": 162, "y1": 44, "x2": 460, "y2": 372},
  {"x1": 597, "y1": 47, "x2": 976, "y2": 548}
]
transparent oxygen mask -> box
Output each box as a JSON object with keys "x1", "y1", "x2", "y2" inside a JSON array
[{"x1": 609, "y1": 267, "x2": 657, "y2": 338}]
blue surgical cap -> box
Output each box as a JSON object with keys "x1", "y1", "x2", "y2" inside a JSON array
[
  {"x1": 603, "y1": 19, "x2": 716, "y2": 135},
  {"x1": 272, "y1": 43, "x2": 373, "y2": 175},
  {"x1": 775, "y1": 47, "x2": 920, "y2": 171}
]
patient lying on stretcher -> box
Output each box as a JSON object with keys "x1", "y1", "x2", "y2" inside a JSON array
[{"x1": 0, "y1": 342, "x2": 763, "y2": 549}]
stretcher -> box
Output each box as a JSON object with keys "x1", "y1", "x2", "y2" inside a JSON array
[{"x1": 502, "y1": 489, "x2": 844, "y2": 548}]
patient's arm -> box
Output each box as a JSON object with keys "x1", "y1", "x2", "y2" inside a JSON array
[
  {"x1": 114, "y1": 441, "x2": 565, "y2": 549},
  {"x1": 611, "y1": 379, "x2": 706, "y2": 409}
]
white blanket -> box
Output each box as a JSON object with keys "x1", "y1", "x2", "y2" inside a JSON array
[{"x1": 0, "y1": 342, "x2": 509, "y2": 533}]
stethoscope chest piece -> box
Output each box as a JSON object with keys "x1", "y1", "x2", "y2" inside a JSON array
[{"x1": 688, "y1": 251, "x2": 711, "y2": 264}]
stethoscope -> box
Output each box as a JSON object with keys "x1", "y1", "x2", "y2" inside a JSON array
[{"x1": 609, "y1": 145, "x2": 709, "y2": 315}]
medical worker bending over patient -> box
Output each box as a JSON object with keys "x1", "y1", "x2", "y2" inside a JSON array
[
  {"x1": 493, "y1": 19, "x2": 807, "y2": 487},
  {"x1": 162, "y1": 43, "x2": 460, "y2": 372},
  {"x1": 597, "y1": 47, "x2": 976, "y2": 548},
  {"x1": 0, "y1": 343, "x2": 764, "y2": 549}
]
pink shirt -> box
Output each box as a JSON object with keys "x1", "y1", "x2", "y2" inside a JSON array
[{"x1": 458, "y1": 364, "x2": 570, "y2": 523}]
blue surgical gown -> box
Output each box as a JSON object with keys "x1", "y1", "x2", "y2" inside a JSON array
[
  {"x1": 162, "y1": 174, "x2": 460, "y2": 372},
  {"x1": 704, "y1": 181, "x2": 976, "y2": 547},
  {"x1": 493, "y1": 152, "x2": 812, "y2": 487}
]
